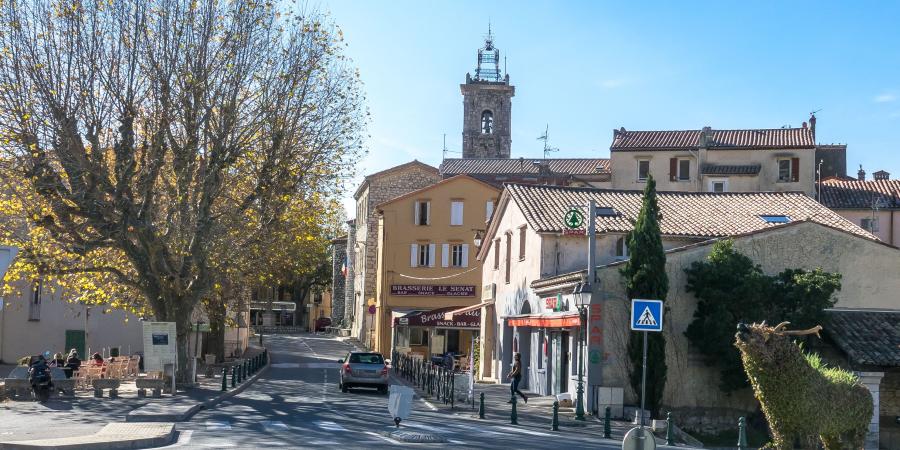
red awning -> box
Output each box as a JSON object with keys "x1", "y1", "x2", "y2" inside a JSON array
[
  {"x1": 394, "y1": 306, "x2": 480, "y2": 329},
  {"x1": 507, "y1": 314, "x2": 581, "y2": 328}
]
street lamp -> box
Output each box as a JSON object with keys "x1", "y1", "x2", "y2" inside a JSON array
[
  {"x1": 572, "y1": 282, "x2": 591, "y2": 421},
  {"x1": 472, "y1": 229, "x2": 484, "y2": 248}
]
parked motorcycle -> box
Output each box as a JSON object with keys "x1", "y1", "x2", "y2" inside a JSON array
[{"x1": 28, "y1": 356, "x2": 53, "y2": 403}]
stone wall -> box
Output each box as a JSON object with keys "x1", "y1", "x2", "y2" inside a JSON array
[
  {"x1": 344, "y1": 220, "x2": 356, "y2": 328},
  {"x1": 330, "y1": 238, "x2": 347, "y2": 326},
  {"x1": 461, "y1": 82, "x2": 514, "y2": 159}
]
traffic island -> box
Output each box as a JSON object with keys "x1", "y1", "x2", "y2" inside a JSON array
[
  {"x1": 0, "y1": 423, "x2": 175, "y2": 450},
  {"x1": 379, "y1": 430, "x2": 448, "y2": 444}
]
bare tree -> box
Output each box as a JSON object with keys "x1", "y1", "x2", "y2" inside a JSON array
[{"x1": 0, "y1": 0, "x2": 365, "y2": 380}]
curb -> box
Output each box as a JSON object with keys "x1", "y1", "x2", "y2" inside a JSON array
[
  {"x1": 126, "y1": 350, "x2": 270, "y2": 423},
  {"x1": 0, "y1": 423, "x2": 176, "y2": 450}
]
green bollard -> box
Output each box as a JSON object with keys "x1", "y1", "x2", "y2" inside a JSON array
[
  {"x1": 551, "y1": 400, "x2": 559, "y2": 431},
  {"x1": 666, "y1": 411, "x2": 675, "y2": 445},
  {"x1": 510, "y1": 393, "x2": 518, "y2": 425},
  {"x1": 231, "y1": 366, "x2": 237, "y2": 387},
  {"x1": 238, "y1": 363, "x2": 244, "y2": 383},
  {"x1": 221, "y1": 367, "x2": 228, "y2": 391},
  {"x1": 243, "y1": 360, "x2": 248, "y2": 380},
  {"x1": 603, "y1": 406, "x2": 611, "y2": 438},
  {"x1": 737, "y1": 416, "x2": 748, "y2": 450},
  {"x1": 478, "y1": 392, "x2": 485, "y2": 419},
  {"x1": 252, "y1": 356, "x2": 257, "y2": 373}
]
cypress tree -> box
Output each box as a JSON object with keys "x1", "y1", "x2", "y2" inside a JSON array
[{"x1": 621, "y1": 174, "x2": 668, "y2": 417}]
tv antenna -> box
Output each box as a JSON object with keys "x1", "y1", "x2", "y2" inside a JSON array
[
  {"x1": 810, "y1": 108, "x2": 823, "y2": 116},
  {"x1": 537, "y1": 124, "x2": 558, "y2": 159}
]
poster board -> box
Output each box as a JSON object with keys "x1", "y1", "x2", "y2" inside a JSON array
[{"x1": 142, "y1": 321, "x2": 177, "y2": 373}]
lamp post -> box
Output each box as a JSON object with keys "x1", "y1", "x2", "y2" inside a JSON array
[{"x1": 573, "y1": 282, "x2": 590, "y2": 421}]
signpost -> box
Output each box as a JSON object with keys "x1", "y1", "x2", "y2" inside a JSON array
[{"x1": 629, "y1": 298, "x2": 664, "y2": 447}]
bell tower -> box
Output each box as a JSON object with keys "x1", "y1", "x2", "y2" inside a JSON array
[{"x1": 461, "y1": 27, "x2": 514, "y2": 159}]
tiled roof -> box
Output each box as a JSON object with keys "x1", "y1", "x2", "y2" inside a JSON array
[
  {"x1": 818, "y1": 179, "x2": 900, "y2": 209},
  {"x1": 701, "y1": 164, "x2": 761, "y2": 175},
  {"x1": 440, "y1": 158, "x2": 611, "y2": 176},
  {"x1": 611, "y1": 127, "x2": 815, "y2": 151},
  {"x1": 826, "y1": 309, "x2": 900, "y2": 367},
  {"x1": 505, "y1": 184, "x2": 875, "y2": 239}
]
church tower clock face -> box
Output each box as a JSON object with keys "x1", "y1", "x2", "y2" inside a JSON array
[{"x1": 460, "y1": 26, "x2": 514, "y2": 159}]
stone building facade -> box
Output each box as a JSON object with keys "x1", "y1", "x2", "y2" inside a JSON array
[
  {"x1": 330, "y1": 236, "x2": 347, "y2": 326},
  {"x1": 351, "y1": 161, "x2": 441, "y2": 346},
  {"x1": 343, "y1": 219, "x2": 356, "y2": 329}
]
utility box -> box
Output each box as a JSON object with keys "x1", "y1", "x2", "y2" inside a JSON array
[{"x1": 594, "y1": 386, "x2": 624, "y2": 419}]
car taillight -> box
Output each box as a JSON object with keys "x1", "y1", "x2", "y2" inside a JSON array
[
  {"x1": 381, "y1": 365, "x2": 388, "y2": 376},
  {"x1": 343, "y1": 363, "x2": 351, "y2": 373}
]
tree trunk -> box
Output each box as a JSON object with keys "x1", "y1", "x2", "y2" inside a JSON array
[{"x1": 206, "y1": 298, "x2": 227, "y2": 363}]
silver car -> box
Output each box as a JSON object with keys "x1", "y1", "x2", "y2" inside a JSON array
[{"x1": 338, "y1": 351, "x2": 389, "y2": 394}]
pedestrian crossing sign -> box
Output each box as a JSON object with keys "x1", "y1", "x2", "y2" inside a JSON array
[{"x1": 631, "y1": 299, "x2": 663, "y2": 332}]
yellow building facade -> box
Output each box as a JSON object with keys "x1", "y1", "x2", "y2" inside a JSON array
[{"x1": 373, "y1": 175, "x2": 500, "y2": 358}]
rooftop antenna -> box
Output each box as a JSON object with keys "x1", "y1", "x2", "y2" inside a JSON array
[
  {"x1": 810, "y1": 108, "x2": 823, "y2": 116},
  {"x1": 537, "y1": 124, "x2": 558, "y2": 159},
  {"x1": 442, "y1": 133, "x2": 447, "y2": 160}
]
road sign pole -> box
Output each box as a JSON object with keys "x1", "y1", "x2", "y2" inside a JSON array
[{"x1": 640, "y1": 330, "x2": 648, "y2": 428}]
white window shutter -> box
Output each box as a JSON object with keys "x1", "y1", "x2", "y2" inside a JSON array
[
  {"x1": 410, "y1": 244, "x2": 418, "y2": 267},
  {"x1": 428, "y1": 243, "x2": 436, "y2": 267},
  {"x1": 462, "y1": 244, "x2": 469, "y2": 267},
  {"x1": 414, "y1": 202, "x2": 420, "y2": 225},
  {"x1": 451, "y1": 201, "x2": 463, "y2": 225},
  {"x1": 486, "y1": 201, "x2": 494, "y2": 222},
  {"x1": 425, "y1": 202, "x2": 430, "y2": 225},
  {"x1": 441, "y1": 244, "x2": 450, "y2": 268}
]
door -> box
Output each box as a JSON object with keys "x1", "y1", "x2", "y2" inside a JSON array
[
  {"x1": 551, "y1": 332, "x2": 561, "y2": 395},
  {"x1": 65, "y1": 329, "x2": 86, "y2": 358},
  {"x1": 559, "y1": 332, "x2": 570, "y2": 393}
]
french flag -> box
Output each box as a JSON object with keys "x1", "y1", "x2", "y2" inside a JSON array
[{"x1": 341, "y1": 255, "x2": 348, "y2": 277}]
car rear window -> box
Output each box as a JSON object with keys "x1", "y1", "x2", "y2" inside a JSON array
[{"x1": 349, "y1": 353, "x2": 384, "y2": 364}]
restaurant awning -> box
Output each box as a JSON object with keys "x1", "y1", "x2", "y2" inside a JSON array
[
  {"x1": 443, "y1": 300, "x2": 493, "y2": 320},
  {"x1": 394, "y1": 306, "x2": 480, "y2": 329},
  {"x1": 507, "y1": 313, "x2": 581, "y2": 328}
]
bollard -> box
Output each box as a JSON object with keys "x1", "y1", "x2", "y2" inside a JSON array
[
  {"x1": 737, "y1": 416, "x2": 748, "y2": 450},
  {"x1": 603, "y1": 406, "x2": 611, "y2": 438},
  {"x1": 237, "y1": 363, "x2": 243, "y2": 383},
  {"x1": 450, "y1": 370, "x2": 455, "y2": 409},
  {"x1": 479, "y1": 392, "x2": 485, "y2": 419},
  {"x1": 231, "y1": 366, "x2": 237, "y2": 387},
  {"x1": 551, "y1": 400, "x2": 559, "y2": 431},
  {"x1": 243, "y1": 360, "x2": 248, "y2": 380},
  {"x1": 666, "y1": 411, "x2": 675, "y2": 445},
  {"x1": 221, "y1": 368, "x2": 228, "y2": 392},
  {"x1": 510, "y1": 393, "x2": 518, "y2": 425}
]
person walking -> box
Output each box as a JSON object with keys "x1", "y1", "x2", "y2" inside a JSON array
[{"x1": 507, "y1": 352, "x2": 527, "y2": 403}]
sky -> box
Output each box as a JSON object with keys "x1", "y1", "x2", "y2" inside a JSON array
[{"x1": 319, "y1": 1, "x2": 900, "y2": 217}]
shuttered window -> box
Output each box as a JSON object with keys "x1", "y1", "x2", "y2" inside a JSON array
[
  {"x1": 518, "y1": 226, "x2": 526, "y2": 261},
  {"x1": 450, "y1": 201, "x2": 464, "y2": 225},
  {"x1": 493, "y1": 239, "x2": 500, "y2": 270},
  {"x1": 638, "y1": 160, "x2": 650, "y2": 181},
  {"x1": 486, "y1": 201, "x2": 495, "y2": 222},
  {"x1": 414, "y1": 201, "x2": 430, "y2": 225}
]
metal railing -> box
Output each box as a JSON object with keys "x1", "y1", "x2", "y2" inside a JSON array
[{"x1": 391, "y1": 351, "x2": 460, "y2": 408}]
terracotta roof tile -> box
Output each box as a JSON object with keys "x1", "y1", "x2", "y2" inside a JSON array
[
  {"x1": 440, "y1": 158, "x2": 610, "y2": 176},
  {"x1": 818, "y1": 179, "x2": 900, "y2": 209},
  {"x1": 826, "y1": 309, "x2": 900, "y2": 367},
  {"x1": 505, "y1": 184, "x2": 875, "y2": 239},
  {"x1": 701, "y1": 164, "x2": 761, "y2": 175},
  {"x1": 611, "y1": 127, "x2": 815, "y2": 151}
]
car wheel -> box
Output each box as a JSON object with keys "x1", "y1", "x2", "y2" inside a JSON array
[
  {"x1": 378, "y1": 386, "x2": 388, "y2": 395},
  {"x1": 341, "y1": 383, "x2": 348, "y2": 393}
]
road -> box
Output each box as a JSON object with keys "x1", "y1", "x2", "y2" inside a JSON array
[{"x1": 167, "y1": 334, "x2": 626, "y2": 449}]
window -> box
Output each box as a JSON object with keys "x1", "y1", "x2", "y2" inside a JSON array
[
  {"x1": 709, "y1": 179, "x2": 728, "y2": 193},
  {"x1": 518, "y1": 226, "x2": 526, "y2": 261},
  {"x1": 615, "y1": 236, "x2": 629, "y2": 260},
  {"x1": 28, "y1": 280, "x2": 42, "y2": 321},
  {"x1": 481, "y1": 110, "x2": 493, "y2": 134},
  {"x1": 444, "y1": 243, "x2": 469, "y2": 268},
  {"x1": 414, "y1": 200, "x2": 430, "y2": 225},
  {"x1": 410, "y1": 243, "x2": 435, "y2": 267},
  {"x1": 637, "y1": 160, "x2": 650, "y2": 181},
  {"x1": 348, "y1": 353, "x2": 384, "y2": 364},
  {"x1": 410, "y1": 328, "x2": 428, "y2": 346},
  {"x1": 861, "y1": 217, "x2": 880, "y2": 232},
  {"x1": 679, "y1": 159, "x2": 691, "y2": 181},
  {"x1": 505, "y1": 233, "x2": 512, "y2": 284},
  {"x1": 486, "y1": 201, "x2": 495, "y2": 222},
  {"x1": 760, "y1": 215, "x2": 791, "y2": 224},
  {"x1": 493, "y1": 238, "x2": 501, "y2": 270},
  {"x1": 777, "y1": 158, "x2": 799, "y2": 182},
  {"x1": 450, "y1": 201, "x2": 464, "y2": 226}
]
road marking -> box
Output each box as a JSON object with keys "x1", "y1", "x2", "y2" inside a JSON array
[
  {"x1": 406, "y1": 422, "x2": 443, "y2": 432},
  {"x1": 308, "y1": 441, "x2": 340, "y2": 445},
  {"x1": 365, "y1": 431, "x2": 402, "y2": 444},
  {"x1": 261, "y1": 420, "x2": 288, "y2": 431},
  {"x1": 420, "y1": 397, "x2": 438, "y2": 411},
  {"x1": 314, "y1": 420, "x2": 346, "y2": 432},
  {"x1": 270, "y1": 363, "x2": 300, "y2": 369},
  {"x1": 298, "y1": 362, "x2": 340, "y2": 369},
  {"x1": 205, "y1": 420, "x2": 231, "y2": 431},
  {"x1": 300, "y1": 338, "x2": 319, "y2": 357},
  {"x1": 494, "y1": 425, "x2": 554, "y2": 437},
  {"x1": 322, "y1": 369, "x2": 329, "y2": 405}
]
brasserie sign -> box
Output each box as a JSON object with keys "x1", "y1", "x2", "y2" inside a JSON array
[{"x1": 391, "y1": 285, "x2": 476, "y2": 297}]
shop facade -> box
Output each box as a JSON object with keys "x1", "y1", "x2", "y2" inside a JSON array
[{"x1": 392, "y1": 305, "x2": 480, "y2": 368}]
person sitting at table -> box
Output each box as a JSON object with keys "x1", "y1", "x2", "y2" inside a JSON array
[
  {"x1": 90, "y1": 352, "x2": 105, "y2": 366},
  {"x1": 64, "y1": 349, "x2": 81, "y2": 379},
  {"x1": 49, "y1": 352, "x2": 65, "y2": 368}
]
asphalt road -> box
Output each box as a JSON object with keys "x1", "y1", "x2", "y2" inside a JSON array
[{"x1": 166, "y1": 333, "x2": 627, "y2": 449}]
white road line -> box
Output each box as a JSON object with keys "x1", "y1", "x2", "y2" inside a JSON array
[
  {"x1": 365, "y1": 431, "x2": 402, "y2": 444},
  {"x1": 261, "y1": 420, "x2": 288, "y2": 431},
  {"x1": 322, "y1": 369, "x2": 329, "y2": 405},
  {"x1": 270, "y1": 363, "x2": 300, "y2": 369},
  {"x1": 205, "y1": 420, "x2": 231, "y2": 431},
  {"x1": 298, "y1": 362, "x2": 340, "y2": 369},
  {"x1": 420, "y1": 397, "x2": 438, "y2": 411},
  {"x1": 493, "y1": 425, "x2": 554, "y2": 437},
  {"x1": 314, "y1": 420, "x2": 347, "y2": 432}
]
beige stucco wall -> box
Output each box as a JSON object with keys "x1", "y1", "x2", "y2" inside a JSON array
[
  {"x1": 0, "y1": 281, "x2": 144, "y2": 363},
  {"x1": 595, "y1": 221, "x2": 900, "y2": 417},
  {"x1": 374, "y1": 176, "x2": 500, "y2": 355},
  {"x1": 830, "y1": 208, "x2": 900, "y2": 246},
  {"x1": 610, "y1": 148, "x2": 815, "y2": 196}
]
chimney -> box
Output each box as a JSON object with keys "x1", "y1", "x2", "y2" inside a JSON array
[
  {"x1": 874, "y1": 170, "x2": 890, "y2": 181},
  {"x1": 809, "y1": 113, "x2": 817, "y2": 140},
  {"x1": 700, "y1": 126, "x2": 713, "y2": 148},
  {"x1": 857, "y1": 164, "x2": 866, "y2": 181}
]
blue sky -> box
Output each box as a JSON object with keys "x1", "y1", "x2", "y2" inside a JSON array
[{"x1": 321, "y1": 1, "x2": 900, "y2": 216}]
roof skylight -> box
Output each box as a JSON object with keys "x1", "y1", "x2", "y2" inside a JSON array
[{"x1": 760, "y1": 215, "x2": 791, "y2": 224}]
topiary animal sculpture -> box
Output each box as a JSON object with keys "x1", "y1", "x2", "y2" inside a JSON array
[{"x1": 734, "y1": 322, "x2": 872, "y2": 450}]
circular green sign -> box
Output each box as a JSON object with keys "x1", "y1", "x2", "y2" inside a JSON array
[{"x1": 564, "y1": 209, "x2": 585, "y2": 229}]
